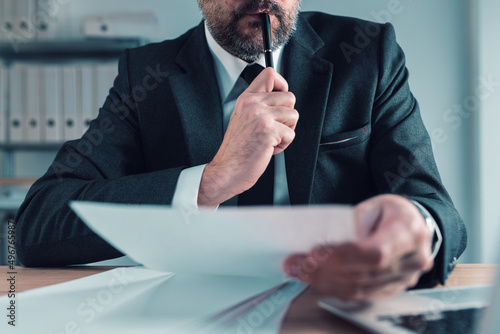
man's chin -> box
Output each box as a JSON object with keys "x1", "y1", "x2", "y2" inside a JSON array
[{"x1": 232, "y1": 28, "x2": 263, "y2": 49}]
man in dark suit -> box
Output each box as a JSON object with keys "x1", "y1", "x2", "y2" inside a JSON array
[{"x1": 16, "y1": 0, "x2": 466, "y2": 301}]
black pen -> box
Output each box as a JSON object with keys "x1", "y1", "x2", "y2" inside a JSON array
[{"x1": 261, "y1": 12, "x2": 274, "y2": 69}]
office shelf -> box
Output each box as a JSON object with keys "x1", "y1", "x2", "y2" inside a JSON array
[
  {"x1": 0, "y1": 39, "x2": 144, "y2": 61},
  {"x1": 0, "y1": 143, "x2": 63, "y2": 151},
  {"x1": 1, "y1": 39, "x2": 141, "y2": 196},
  {"x1": 0, "y1": 178, "x2": 37, "y2": 186}
]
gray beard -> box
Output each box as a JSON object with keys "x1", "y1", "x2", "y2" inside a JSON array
[{"x1": 205, "y1": 4, "x2": 300, "y2": 62}]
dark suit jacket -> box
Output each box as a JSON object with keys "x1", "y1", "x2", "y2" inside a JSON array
[{"x1": 15, "y1": 12, "x2": 466, "y2": 287}]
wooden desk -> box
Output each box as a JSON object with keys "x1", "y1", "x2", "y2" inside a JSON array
[{"x1": 1, "y1": 264, "x2": 497, "y2": 333}]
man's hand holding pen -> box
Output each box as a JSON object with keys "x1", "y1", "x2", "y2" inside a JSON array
[{"x1": 198, "y1": 69, "x2": 298, "y2": 208}]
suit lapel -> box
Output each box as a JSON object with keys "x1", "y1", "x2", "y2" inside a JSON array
[
  {"x1": 169, "y1": 23, "x2": 224, "y2": 166},
  {"x1": 282, "y1": 16, "x2": 334, "y2": 205},
  {"x1": 168, "y1": 18, "x2": 333, "y2": 204}
]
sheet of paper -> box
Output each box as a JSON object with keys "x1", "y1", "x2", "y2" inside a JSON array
[
  {"x1": 70, "y1": 202, "x2": 354, "y2": 277},
  {"x1": 1, "y1": 267, "x2": 289, "y2": 334},
  {"x1": 179, "y1": 279, "x2": 308, "y2": 334}
]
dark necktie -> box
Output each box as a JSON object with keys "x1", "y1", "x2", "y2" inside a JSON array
[{"x1": 238, "y1": 64, "x2": 274, "y2": 206}]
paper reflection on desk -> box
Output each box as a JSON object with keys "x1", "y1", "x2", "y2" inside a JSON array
[{"x1": 1, "y1": 267, "x2": 306, "y2": 333}]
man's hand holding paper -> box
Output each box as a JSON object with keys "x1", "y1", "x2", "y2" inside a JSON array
[{"x1": 283, "y1": 195, "x2": 434, "y2": 301}]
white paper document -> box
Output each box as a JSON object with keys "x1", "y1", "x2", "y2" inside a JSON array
[
  {"x1": 1, "y1": 204, "x2": 352, "y2": 334},
  {"x1": 70, "y1": 202, "x2": 354, "y2": 277},
  {"x1": 0, "y1": 267, "x2": 304, "y2": 334}
]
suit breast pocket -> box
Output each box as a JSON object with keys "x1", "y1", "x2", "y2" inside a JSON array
[
  {"x1": 312, "y1": 124, "x2": 374, "y2": 203},
  {"x1": 319, "y1": 124, "x2": 371, "y2": 150}
]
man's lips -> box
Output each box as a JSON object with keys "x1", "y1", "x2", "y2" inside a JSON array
[{"x1": 243, "y1": 12, "x2": 276, "y2": 20}]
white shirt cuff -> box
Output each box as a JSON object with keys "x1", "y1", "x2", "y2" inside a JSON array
[
  {"x1": 171, "y1": 165, "x2": 207, "y2": 210},
  {"x1": 411, "y1": 200, "x2": 443, "y2": 259}
]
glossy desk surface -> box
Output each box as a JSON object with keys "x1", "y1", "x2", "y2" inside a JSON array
[{"x1": 0, "y1": 264, "x2": 497, "y2": 333}]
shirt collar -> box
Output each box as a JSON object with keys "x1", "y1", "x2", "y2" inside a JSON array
[{"x1": 204, "y1": 22, "x2": 284, "y2": 102}]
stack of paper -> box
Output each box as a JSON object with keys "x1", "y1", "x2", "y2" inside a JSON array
[{"x1": 0, "y1": 203, "x2": 354, "y2": 333}]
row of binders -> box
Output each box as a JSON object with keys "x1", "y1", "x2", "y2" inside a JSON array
[
  {"x1": 0, "y1": 0, "x2": 62, "y2": 42},
  {"x1": 0, "y1": 61, "x2": 118, "y2": 144}
]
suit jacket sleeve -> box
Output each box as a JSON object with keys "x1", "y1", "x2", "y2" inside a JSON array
[
  {"x1": 366, "y1": 23, "x2": 467, "y2": 287},
  {"x1": 15, "y1": 50, "x2": 184, "y2": 267}
]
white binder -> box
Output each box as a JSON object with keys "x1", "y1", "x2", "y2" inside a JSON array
[
  {"x1": 8, "y1": 64, "x2": 24, "y2": 143},
  {"x1": 41, "y1": 65, "x2": 63, "y2": 143},
  {"x1": 80, "y1": 64, "x2": 94, "y2": 134},
  {"x1": 14, "y1": 0, "x2": 36, "y2": 41},
  {"x1": 74, "y1": 66, "x2": 83, "y2": 138},
  {"x1": 0, "y1": 0, "x2": 15, "y2": 42},
  {"x1": 0, "y1": 63, "x2": 7, "y2": 142},
  {"x1": 109, "y1": 62, "x2": 118, "y2": 87},
  {"x1": 62, "y1": 65, "x2": 79, "y2": 141},
  {"x1": 95, "y1": 64, "x2": 113, "y2": 117},
  {"x1": 35, "y1": 0, "x2": 56, "y2": 40},
  {"x1": 82, "y1": 12, "x2": 159, "y2": 39},
  {"x1": 24, "y1": 64, "x2": 42, "y2": 143}
]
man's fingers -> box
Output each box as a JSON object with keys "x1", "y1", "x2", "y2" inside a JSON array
[
  {"x1": 262, "y1": 91, "x2": 296, "y2": 108},
  {"x1": 287, "y1": 259, "x2": 420, "y2": 300},
  {"x1": 246, "y1": 67, "x2": 289, "y2": 93},
  {"x1": 273, "y1": 123, "x2": 296, "y2": 154},
  {"x1": 354, "y1": 199, "x2": 383, "y2": 239},
  {"x1": 355, "y1": 195, "x2": 433, "y2": 271},
  {"x1": 399, "y1": 251, "x2": 434, "y2": 273},
  {"x1": 357, "y1": 220, "x2": 420, "y2": 270},
  {"x1": 268, "y1": 106, "x2": 299, "y2": 129},
  {"x1": 282, "y1": 243, "x2": 386, "y2": 282},
  {"x1": 282, "y1": 254, "x2": 310, "y2": 281},
  {"x1": 240, "y1": 96, "x2": 298, "y2": 130},
  {"x1": 283, "y1": 256, "x2": 407, "y2": 300},
  {"x1": 282, "y1": 242, "x2": 428, "y2": 301},
  {"x1": 318, "y1": 261, "x2": 424, "y2": 289},
  {"x1": 307, "y1": 243, "x2": 394, "y2": 271},
  {"x1": 284, "y1": 240, "x2": 431, "y2": 280}
]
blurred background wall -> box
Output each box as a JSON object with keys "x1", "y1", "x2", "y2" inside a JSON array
[{"x1": 1, "y1": 0, "x2": 499, "y2": 263}]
